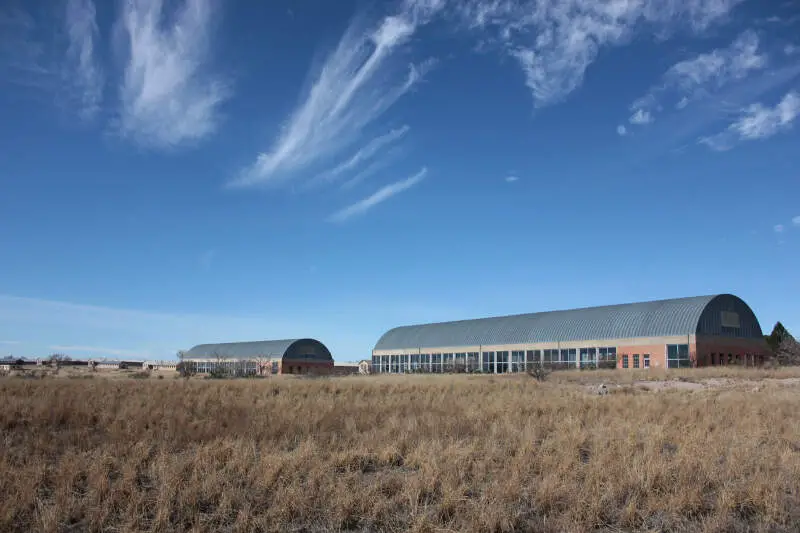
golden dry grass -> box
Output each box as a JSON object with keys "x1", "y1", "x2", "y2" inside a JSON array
[{"x1": 1, "y1": 373, "x2": 800, "y2": 532}]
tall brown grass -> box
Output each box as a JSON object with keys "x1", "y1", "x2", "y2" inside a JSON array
[{"x1": 1, "y1": 374, "x2": 799, "y2": 532}]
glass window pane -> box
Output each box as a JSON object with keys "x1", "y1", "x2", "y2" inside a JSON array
[{"x1": 667, "y1": 344, "x2": 678, "y2": 358}]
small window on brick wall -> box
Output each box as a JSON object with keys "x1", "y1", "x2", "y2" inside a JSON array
[
  {"x1": 643, "y1": 354, "x2": 650, "y2": 368},
  {"x1": 633, "y1": 355, "x2": 640, "y2": 368},
  {"x1": 622, "y1": 355, "x2": 629, "y2": 369}
]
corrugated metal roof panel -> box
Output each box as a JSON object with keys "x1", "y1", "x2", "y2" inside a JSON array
[
  {"x1": 374, "y1": 295, "x2": 726, "y2": 351},
  {"x1": 185, "y1": 339, "x2": 299, "y2": 360}
]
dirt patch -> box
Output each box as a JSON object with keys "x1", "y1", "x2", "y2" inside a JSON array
[{"x1": 634, "y1": 380, "x2": 705, "y2": 391}]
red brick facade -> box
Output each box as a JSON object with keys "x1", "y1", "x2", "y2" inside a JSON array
[
  {"x1": 615, "y1": 336, "x2": 769, "y2": 369},
  {"x1": 278, "y1": 360, "x2": 334, "y2": 375},
  {"x1": 695, "y1": 336, "x2": 768, "y2": 367},
  {"x1": 615, "y1": 343, "x2": 669, "y2": 369}
]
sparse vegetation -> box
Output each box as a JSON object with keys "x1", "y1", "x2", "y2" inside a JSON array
[
  {"x1": 1, "y1": 372, "x2": 800, "y2": 532},
  {"x1": 766, "y1": 321, "x2": 800, "y2": 365},
  {"x1": 527, "y1": 362, "x2": 550, "y2": 381}
]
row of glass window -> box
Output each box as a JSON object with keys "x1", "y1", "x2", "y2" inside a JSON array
[
  {"x1": 190, "y1": 361, "x2": 261, "y2": 375},
  {"x1": 371, "y1": 347, "x2": 618, "y2": 374},
  {"x1": 667, "y1": 344, "x2": 691, "y2": 369},
  {"x1": 621, "y1": 354, "x2": 651, "y2": 369}
]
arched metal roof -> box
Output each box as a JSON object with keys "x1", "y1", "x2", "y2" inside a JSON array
[
  {"x1": 185, "y1": 338, "x2": 333, "y2": 362},
  {"x1": 373, "y1": 294, "x2": 762, "y2": 351}
]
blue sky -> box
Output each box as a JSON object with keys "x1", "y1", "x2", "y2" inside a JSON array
[{"x1": 1, "y1": 0, "x2": 799, "y2": 362}]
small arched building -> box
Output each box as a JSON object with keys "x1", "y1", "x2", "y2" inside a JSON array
[
  {"x1": 184, "y1": 338, "x2": 334, "y2": 376},
  {"x1": 371, "y1": 294, "x2": 769, "y2": 373}
]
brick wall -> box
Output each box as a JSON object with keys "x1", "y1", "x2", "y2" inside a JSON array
[
  {"x1": 278, "y1": 360, "x2": 334, "y2": 375},
  {"x1": 615, "y1": 343, "x2": 669, "y2": 369},
  {"x1": 695, "y1": 336, "x2": 769, "y2": 366}
]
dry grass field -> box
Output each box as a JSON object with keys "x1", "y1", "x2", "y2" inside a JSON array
[{"x1": 2, "y1": 370, "x2": 800, "y2": 532}]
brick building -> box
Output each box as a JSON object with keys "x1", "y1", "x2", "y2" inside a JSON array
[
  {"x1": 371, "y1": 294, "x2": 768, "y2": 373},
  {"x1": 184, "y1": 338, "x2": 334, "y2": 376}
]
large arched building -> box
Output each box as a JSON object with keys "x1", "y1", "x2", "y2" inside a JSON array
[
  {"x1": 184, "y1": 338, "x2": 334, "y2": 375},
  {"x1": 371, "y1": 294, "x2": 768, "y2": 373}
]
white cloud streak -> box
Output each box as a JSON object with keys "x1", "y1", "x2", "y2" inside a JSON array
[
  {"x1": 664, "y1": 30, "x2": 766, "y2": 90},
  {"x1": 699, "y1": 90, "x2": 800, "y2": 150},
  {"x1": 340, "y1": 153, "x2": 397, "y2": 189},
  {"x1": 233, "y1": 0, "x2": 443, "y2": 188},
  {"x1": 629, "y1": 109, "x2": 654, "y2": 125},
  {"x1": 732, "y1": 91, "x2": 800, "y2": 139},
  {"x1": 505, "y1": 175, "x2": 519, "y2": 182},
  {"x1": 0, "y1": 9, "x2": 51, "y2": 87},
  {"x1": 315, "y1": 125, "x2": 410, "y2": 184},
  {"x1": 117, "y1": 0, "x2": 229, "y2": 149},
  {"x1": 629, "y1": 30, "x2": 767, "y2": 124},
  {"x1": 329, "y1": 167, "x2": 427, "y2": 222},
  {"x1": 457, "y1": 0, "x2": 745, "y2": 107},
  {"x1": 64, "y1": 0, "x2": 103, "y2": 119}
]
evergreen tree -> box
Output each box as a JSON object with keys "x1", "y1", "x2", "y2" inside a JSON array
[{"x1": 766, "y1": 322, "x2": 794, "y2": 353}]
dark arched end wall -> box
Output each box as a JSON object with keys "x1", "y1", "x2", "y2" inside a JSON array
[
  {"x1": 696, "y1": 294, "x2": 764, "y2": 339},
  {"x1": 281, "y1": 338, "x2": 334, "y2": 375},
  {"x1": 695, "y1": 294, "x2": 768, "y2": 366}
]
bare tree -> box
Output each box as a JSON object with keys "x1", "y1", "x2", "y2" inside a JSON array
[
  {"x1": 176, "y1": 350, "x2": 195, "y2": 378},
  {"x1": 209, "y1": 351, "x2": 230, "y2": 378},
  {"x1": 776, "y1": 337, "x2": 800, "y2": 366},
  {"x1": 255, "y1": 355, "x2": 270, "y2": 377},
  {"x1": 527, "y1": 361, "x2": 550, "y2": 381},
  {"x1": 48, "y1": 353, "x2": 70, "y2": 374}
]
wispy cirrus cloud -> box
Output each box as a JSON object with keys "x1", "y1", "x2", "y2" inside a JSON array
[
  {"x1": 329, "y1": 167, "x2": 427, "y2": 222},
  {"x1": 504, "y1": 175, "x2": 519, "y2": 183},
  {"x1": 699, "y1": 90, "x2": 800, "y2": 151},
  {"x1": 313, "y1": 125, "x2": 410, "y2": 186},
  {"x1": 628, "y1": 30, "x2": 768, "y2": 126},
  {"x1": 232, "y1": 0, "x2": 443, "y2": 188},
  {"x1": 1, "y1": 3, "x2": 103, "y2": 115},
  {"x1": 456, "y1": 0, "x2": 745, "y2": 107},
  {"x1": 340, "y1": 149, "x2": 401, "y2": 189},
  {"x1": 0, "y1": 8, "x2": 49, "y2": 89},
  {"x1": 64, "y1": 0, "x2": 103, "y2": 120},
  {"x1": 629, "y1": 109, "x2": 654, "y2": 125},
  {"x1": 116, "y1": 0, "x2": 229, "y2": 149}
]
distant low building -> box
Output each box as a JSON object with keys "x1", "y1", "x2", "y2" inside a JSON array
[
  {"x1": 93, "y1": 360, "x2": 125, "y2": 370},
  {"x1": 184, "y1": 338, "x2": 335, "y2": 376},
  {"x1": 144, "y1": 360, "x2": 178, "y2": 371},
  {"x1": 332, "y1": 361, "x2": 360, "y2": 376}
]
